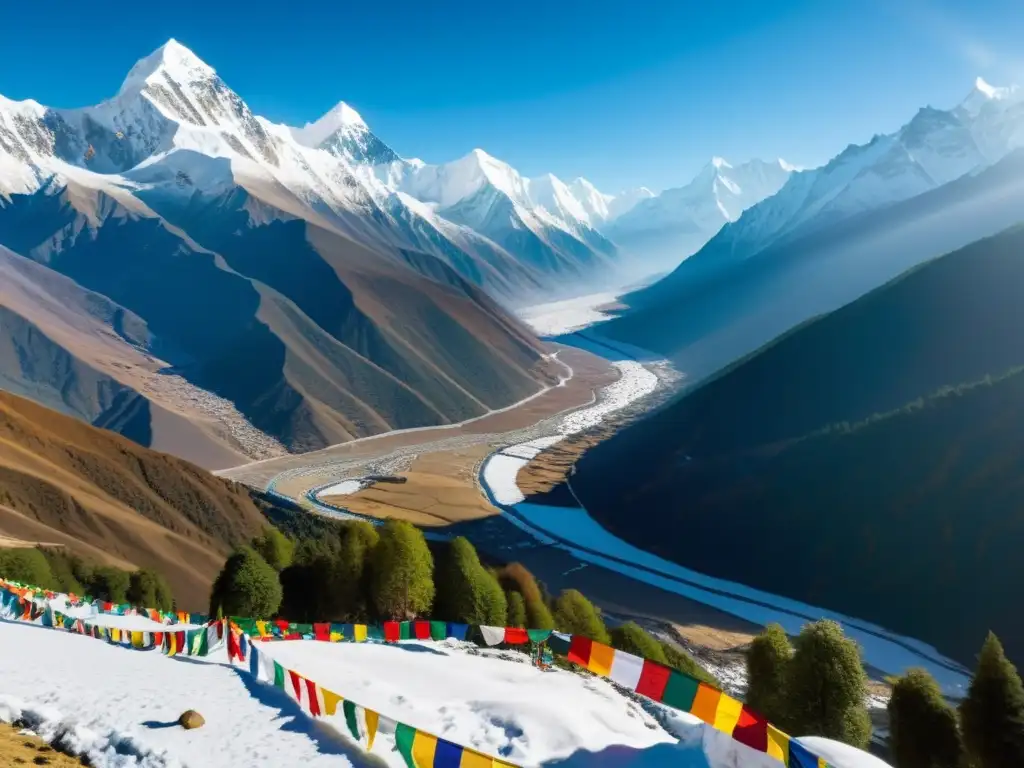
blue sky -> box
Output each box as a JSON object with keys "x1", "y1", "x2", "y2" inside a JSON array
[{"x1": 2, "y1": 0, "x2": 1023, "y2": 192}]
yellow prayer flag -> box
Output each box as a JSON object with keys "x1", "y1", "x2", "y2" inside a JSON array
[
  {"x1": 354, "y1": 624, "x2": 367, "y2": 642},
  {"x1": 330, "y1": 632, "x2": 342, "y2": 642},
  {"x1": 322, "y1": 689, "x2": 342, "y2": 717},
  {"x1": 460, "y1": 749, "x2": 494, "y2": 767},
  {"x1": 767, "y1": 724, "x2": 790, "y2": 762},
  {"x1": 365, "y1": 710, "x2": 379, "y2": 751},
  {"x1": 166, "y1": 633, "x2": 177, "y2": 657},
  {"x1": 131, "y1": 631, "x2": 144, "y2": 648},
  {"x1": 712, "y1": 694, "x2": 743, "y2": 735},
  {"x1": 411, "y1": 730, "x2": 438, "y2": 767}
]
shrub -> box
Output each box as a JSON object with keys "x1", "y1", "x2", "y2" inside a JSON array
[
  {"x1": 370, "y1": 520, "x2": 434, "y2": 619},
  {"x1": 334, "y1": 522, "x2": 379, "y2": 620},
  {"x1": 889, "y1": 668, "x2": 965, "y2": 768},
  {"x1": 661, "y1": 641, "x2": 718, "y2": 687},
  {"x1": 498, "y1": 563, "x2": 554, "y2": 629},
  {"x1": 960, "y1": 632, "x2": 1024, "y2": 768},
  {"x1": 436, "y1": 537, "x2": 506, "y2": 625},
  {"x1": 85, "y1": 566, "x2": 131, "y2": 604},
  {"x1": 610, "y1": 621, "x2": 668, "y2": 664},
  {"x1": 209, "y1": 547, "x2": 282, "y2": 618},
  {"x1": 507, "y1": 591, "x2": 527, "y2": 628},
  {"x1": 127, "y1": 569, "x2": 174, "y2": 612},
  {"x1": 553, "y1": 589, "x2": 610, "y2": 644},
  {"x1": 785, "y1": 620, "x2": 871, "y2": 748},
  {"x1": 746, "y1": 623, "x2": 793, "y2": 726},
  {"x1": 251, "y1": 527, "x2": 294, "y2": 572},
  {"x1": 37, "y1": 549, "x2": 84, "y2": 594},
  {"x1": 0, "y1": 548, "x2": 56, "y2": 589}
]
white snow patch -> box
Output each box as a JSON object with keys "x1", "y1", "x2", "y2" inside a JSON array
[
  {"x1": 317, "y1": 479, "x2": 366, "y2": 497},
  {"x1": 518, "y1": 292, "x2": 621, "y2": 337}
]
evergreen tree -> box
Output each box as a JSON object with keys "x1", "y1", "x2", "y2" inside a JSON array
[
  {"x1": 436, "y1": 537, "x2": 506, "y2": 625},
  {"x1": 785, "y1": 620, "x2": 871, "y2": 748},
  {"x1": 37, "y1": 549, "x2": 84, "y2": 594},
  {"x1": 661, "y1": 641, "x2": 718, "y2": 686},
  {"x1": 506, "y1": 591, "x2": 527, "y2": 628},
  {"x1": 889, "y1": 668, "x2": 965, "y2": 768},
  {"x1": 127, "y1": 569, "x2": 174, "y2": 611},
  {"x1": 553, "y1": 589, "x2": 610, "y2": 644},
  {"x1": 960, "y1": 632, "x2": 1024, "y2": 768},
  {"x1": 279, "y1": 556, "x2": 335, "y2": 622},
  {"x1": 0, "y1": 548, "x2": 57, "y2": 589},
  {"x1": 497, "y1": 563, "x2": 555, "y2": 629},
  {"x1": 610, "y1": 621, "x2": 668, "y2": 664},
  {"x1": 87, "y1": 566, "x2": 131, "y2": 604},
  {"x1": 251, "y1": 527, "x2": 295, "y2": 572},
  {"x1": 370, "y1": 520, "x2": 434, "y2": 619},
  {"x1": 334, "y1": 522, "x2": 379, "y2": 620},
  {"x1": 209, "y1": 547, "x2": 282, "y2": 618},
  {"x1": 746, "y1": 623, "x2": 793, "y2": 727}
]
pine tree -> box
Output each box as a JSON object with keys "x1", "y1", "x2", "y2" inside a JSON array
[
  {"x1": 370, "y1": 519, "x2": 434, "y2": 619},
  {"x1": 888, "y1": 668, "x2": 965, "y2": 768},
  {"x1": 553, "y1": 589, "x2": 610, "y2": 644},
  {"x1": 746, "y1": 623, "x2": 793, "y2": 728},
  {"x1": 497, "y1": 563, "x2": 555, "y2": 629},
  {"x1": 436, "y1": 537, "x2": 506, "y2": 625},
  {"x1": 506, "y1": 591, "x2": 527, "y2": 628},
  {"x1": 251, "y1": 527, "x2": 295, "y2": 572},
  {"x1": 209, "y1": 547, "x2": 282, "y2": 618},
  {"x1": 784, "y1": 620, "x2": 871, "y2": 747},
  {"x1": 127, "y1": 569, "x2": 174, "y2": 611},
  {"x1": 960, "y1": 632, "x2": 1024, "y2": 768},
  {"x1": 610, "y1": 621, "x2": 668, "y2": 664},
  {"x1": 333, "y1": 521, "x2": 379, "y2": 620},
  {"x1": 87, "y1": 566, "x2": 131, "y2": 604}
]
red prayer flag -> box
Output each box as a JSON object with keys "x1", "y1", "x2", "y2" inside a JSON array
[
  {"x1": 504, "y1": 627, "x2": 529, "y2": 644},
  {"x1": 732, "y1": 707, "x2": 769, "y2": 751},
  {"x1": 275, "y1": 619, "x2": 290, "y2": 635},
  {"x1": 175, "y1": 631, "x2": 186, "y2": 652},
  {"x1": 305, "y1": 678, "x2": 321, "y2": 716},
  {"x1": 384, "y1": 621, "x2": 400, "y2": 642},
  {"x1": 414, "y1": 621, "x2": 431, "y2": 640},
  {"x1": 635, "y1": 660, "x2": 672, "y2": 702},
  {"x1": 289, "y1": 670, "x2": 304, "y2": 700},
  {"x1": 314, "y1": 623, "x2": 331, "y2": 641},
  {"x1": 227, "y1": 628, "x2": 241, "y2": 661},
  {"x1": 153, "y1": 632, "x2": 164, "y2": 647},
  {"x1": 568, "y1": 635, "x2": 593, "y2": 667}
]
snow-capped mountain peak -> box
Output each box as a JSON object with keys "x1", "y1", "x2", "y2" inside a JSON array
[
  {"x1": 118, "y1": 39, "x2": 214, "y2": 98},
  {"x1": 289, "y1": 101, "x2": 367, "y2": 148}
]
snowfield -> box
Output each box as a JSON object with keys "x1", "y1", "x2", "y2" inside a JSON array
[{"x1": 0, "y1": 615, "x2": 888, "y2": 767}]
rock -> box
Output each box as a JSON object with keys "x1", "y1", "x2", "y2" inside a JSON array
[{"x1": 178, "y1": 710, "x2": 205, "y2": 730}]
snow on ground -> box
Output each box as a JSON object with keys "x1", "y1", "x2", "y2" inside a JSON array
[
  {"x1": 316, "y1": 480, "x2": 367, "y2": 497},
  {"x1": 0, "y1": 616, "x2": 816, "y2": 767},
  {"x1": 482, "y1": 362, "x2": 658, "y2": 506},
  {"x1": 518, "y1": 293, "x2": 621, "y2": 337},
  {"x1": 263, "y1": 639, "x2": 672, "y2": 765}
]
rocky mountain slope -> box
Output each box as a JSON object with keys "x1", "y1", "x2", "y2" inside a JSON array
[
  {"x1": 0, "y1": 389, "x2": 268, "y2": 608},
  {"x1": 0, "y1": 41, "x2": 562, "y2": 467}
]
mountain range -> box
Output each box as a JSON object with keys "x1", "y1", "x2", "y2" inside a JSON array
[{"x1": 600, "y1": 77, "x2": 1024, "y2": 381}]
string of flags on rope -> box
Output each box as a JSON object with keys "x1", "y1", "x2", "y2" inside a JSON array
[{"x1": 1, "y1": 578, "x2": 833, "y2": 768}]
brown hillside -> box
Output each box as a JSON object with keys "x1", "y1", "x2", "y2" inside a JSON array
[{"x1": 0, "y1": 390, "x2": 267, "y2": 609}]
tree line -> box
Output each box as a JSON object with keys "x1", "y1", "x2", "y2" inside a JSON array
[
  {"x1": 0, "y1": 547, "x2": 174, "y2": 611},
  {"x1": 746, "y1": 621, "x2": 1024, "y2": 767},
  {"x1": 209, "y1": 518, "x2": 716, "y2": 685}
]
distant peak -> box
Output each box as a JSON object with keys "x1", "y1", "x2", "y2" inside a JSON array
[
  {"x1": 778, "y1": 158, "x2": 800, "y2": 172},
  {"x1": 289, "y1": 100, "x2": 369, "y2": 148},
  {"x1": 120, "y1": 38, "x2": 213, "y2": 94},
  {"x1": 710, "y1": 156, "x2": 731, "y2": 169},
  {"x1": 975, "y1": 76, "x2": 1000, "y2": 99},
  {"x1": 961, "y1": 76, "x2": 1020, "y2": 114}
]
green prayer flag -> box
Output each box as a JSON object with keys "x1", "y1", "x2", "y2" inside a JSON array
[
  {"x1": 430, "y1": 621, "x2": 447, "y2": 641},
  {"x1": 399, "y1": 621, "x2": 411, "y2": 640},
  {"x1": 274, "y1": 661, "x2": 286, "y2": 689},
  {"x1": 343, "y1": 699, "x2": 360, "y2": 740},
  {"x1": 662, "y1": 671, "x2": 700, "y2": 711},
  {"x1": 395, "y1": 723, "x2": 417, "y2": 767},
  {"x1": 527, "y1": 629, "x2": 553, "y2": 643}
]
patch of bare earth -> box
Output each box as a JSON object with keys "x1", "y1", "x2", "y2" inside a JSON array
[{"x1": 0, "y1": 723, "x2": 84, "y2": 766}]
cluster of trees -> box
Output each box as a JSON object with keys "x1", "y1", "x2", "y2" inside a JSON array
[
  {"x1": 0, "y1": 547, "x2": 174, "y2": 611},
  {"x1": 746, "y1": 621, "x2": 1024, "y2": 767},
  {"x1": 209, "y1": 519, "x2": 715, "y2": 683}
]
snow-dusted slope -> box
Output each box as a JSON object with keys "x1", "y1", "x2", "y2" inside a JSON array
[
  {"x1": 606, "y1": 157, "x2": 794, "y2": 272},
  {"x1": 0, "y1": 41, "x2": 590, "y2": 306},
  {"x1": 677, "y1": 77, "x2": 1024, "y2": 276}
]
